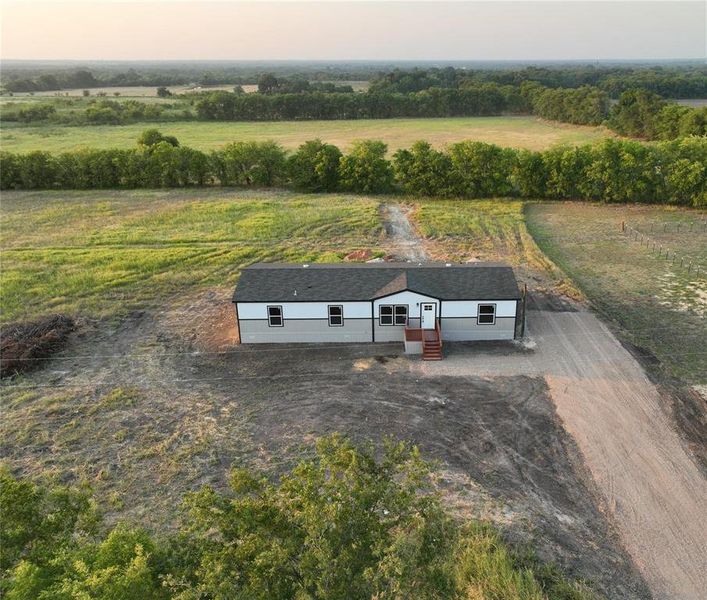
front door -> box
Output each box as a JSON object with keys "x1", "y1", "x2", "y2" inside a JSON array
[{"x1": 421, "y1": 303, "x2": 436, "y2": 329}]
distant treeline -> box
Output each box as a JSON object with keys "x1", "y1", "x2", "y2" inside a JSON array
[
  {"x1": 2, "y1": 131, "x2": 704, "y2": 207},
  {"x1": 369, "y1": 65, "x2": 707, "y2": 98},
  {"x1": 4, "y1": 64, "x2": 706, "y2": 98},
  {"x1": 0, "y1": 67, "x2": 368, "y2": 93},
  {"x1": 192, "y1": 85, "x2": 706, "y2": 140},
  {"x1": 5, "y1": 84, "x2": 705, "y2": 141},
  {"x1": 194, "y1": 85, "x2": 529, "y2": 120}
]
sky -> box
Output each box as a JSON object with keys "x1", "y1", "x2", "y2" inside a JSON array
[{"x1": 1, "y1": 1, "x2": 705, "y2": 61}]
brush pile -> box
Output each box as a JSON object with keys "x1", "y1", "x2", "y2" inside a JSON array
[{"x1": 0, "y1": 315, "x2": 75, "y2": 377}]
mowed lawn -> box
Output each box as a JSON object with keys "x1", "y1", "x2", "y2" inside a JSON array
[
  {"x1": 526, "y1": 203, "x2": 707, "y2": 383},
  {"x1": 0, "y1": 189, "x2": 385, "y2": 323},
  {"x1": 0, "y1": 116, "x2": 613, "y2": 153}
]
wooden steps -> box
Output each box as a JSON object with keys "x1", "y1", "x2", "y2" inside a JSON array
[{"x1": 422, "y1": 325, "x2": 443, "y2": 360}]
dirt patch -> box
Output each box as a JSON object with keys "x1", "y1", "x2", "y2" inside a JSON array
[
  {"x1": 526, "y1": 290, "x2": 579, "y2": 312},
  {"x1": 380, "y1": 203, "x2": 428, "y2": 261},
  {"x1": 190, "y1": 350, "x2": 648, "y2": 599},
  {"x1": 0, "y1": 303, "x2": 650, "y2": 600},
  {"x1": 159, "y1": 287, "x2": 238, "y2": 352},
  {"x1": 661, "y1": 383, "x2": 707, "y2": 475},
  {"x1": 417, "y1": 310, "x2": 707, "y2": 600},
  {"x1": 1, "y1": 315, "x2": 75, "y2": 377}
]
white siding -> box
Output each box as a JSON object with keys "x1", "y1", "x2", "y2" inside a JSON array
[
  {"x1": 442, "y1": 300, "x2": 517, "y2": 318},
  {"x1": 237, "y1": 301, "x2": 371, "y2": 320},
  {"x1": 373, "y1": 291, "x2": 438, "y2": 316}
]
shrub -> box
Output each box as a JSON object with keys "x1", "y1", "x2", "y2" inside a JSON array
[
  {"x1": 16, "y1": 104, "x2": 56, "y2": 123},
  {"x1": 137, "y1": 129, "x2": 179, "y2": 148},
  {"x1": 286, "y1": 139, "x2": 342, "y2": 192},
  {"x1": 212, "y1": 140, "x2": 286, "y2": 187},
  {"x1": 448, "y1": 141, "x2": 516, "y2": 197},
  {"x1": 0, "y1": 437, "x2": 598, "y2": 599},
  {"x1": 339, "y1": 140, "x2": 393, "y2": 193},
  {"x1": 393, "y1": 140, "x2": 454, "y2": 197}
]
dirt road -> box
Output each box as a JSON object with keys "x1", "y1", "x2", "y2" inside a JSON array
[
  {"x1": 417, "y1": 310, "x2": 707, "y2": 600},
  {"x1": 381, "y1": 203, "x2": 428, "y2": 261}
]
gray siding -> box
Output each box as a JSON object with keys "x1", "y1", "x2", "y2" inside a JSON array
[
  {"x1": 373, "y1": 322, "x2": 406, "y2": 342},
  {"x1": 239, "y1": 318, "x2": 372, "y2": 344},
  {"x1": 440, "y1": 316, "x2": 516, "y2": 341}
]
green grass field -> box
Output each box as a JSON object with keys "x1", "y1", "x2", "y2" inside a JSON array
[
  {"x1": 0, "y1": 189, "x2": 385, "y2": 323},
  {"x1": 526, "y1": 203, "x2": 707, "y2": 383},
  {"x1": 0, "y1": 116, "x2": 613, "y2": 154}
]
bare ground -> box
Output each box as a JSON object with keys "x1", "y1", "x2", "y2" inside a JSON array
[
  {"x1": 417, "y1": 311, "x2": 707, "y2": 600},
  {"x1": 380, "y1": 203, "x2": 429, "y2": 261},
  {"x1": 0, "y1": 300, "x2": 650, "y2": 599}
]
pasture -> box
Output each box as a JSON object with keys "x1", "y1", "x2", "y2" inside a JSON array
[
  {"x1": 1, "y1": 80, "x2": 370, "y2": 97},
  {"x1": 0, "y1": 189, "x2": 385, "y2": 323},
  {"x1": 526, "y1": 203, "x2": 707, "y2": 384},
  {"x1": 0, "y1": 116, "x2": 613, "y2": 153}
]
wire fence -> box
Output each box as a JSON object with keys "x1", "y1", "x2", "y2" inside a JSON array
[{"x1": 621, "y1": 221, "x2": 706, "y2": 278}]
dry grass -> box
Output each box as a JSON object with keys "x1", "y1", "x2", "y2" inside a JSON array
[{"x1": 526, "y1": 202, "x2": 707, "y2": 383}]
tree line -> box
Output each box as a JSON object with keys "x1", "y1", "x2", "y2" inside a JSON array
[
  {"x1": 609, "y1": 89, "x2": 707, "y2": 140},
  {"x1": 5, "y1": 63, "x2": 705, "y2": 97},
  {"x1": 192, "y1": 85, "x2": 705, "y2": 140},
  {"x1": 194, "y1": 85, "x2": 529, "y2": 120},
  {"x1": 0, "y1": 435, "x2": 594, "y2": 599},
  {"x1": 368, "y1": 65, "x2": 707, "y2": 98},
  {"x1": 1, "y1": 131, "x2": 704, "y2": 207}
]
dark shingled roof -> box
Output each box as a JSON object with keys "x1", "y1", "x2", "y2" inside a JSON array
[{"x1": 232, "y1": 262, "x2": 521, "y2": 302}]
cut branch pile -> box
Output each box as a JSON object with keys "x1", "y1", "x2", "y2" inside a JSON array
[{"x1": 0, "y1": 315, "x2": 75, "y2": 377}]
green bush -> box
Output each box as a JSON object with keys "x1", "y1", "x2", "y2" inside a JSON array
[
  {"x1": 16, "y1": 104, "x2": 56, "y2": 123},
  {"x1": 339, "y1": 140, "x2": 393, "y2": 193},
  {"x1": 1, "y1": 136, "x2": 705, "y2": 207},
  {"x1": 1, "y1": 436, "x2": 597, "y2": 600},
  {"x1": 287, "y1": 139, "x2": 342, "y2": 192},
  {"x1": 211, "y1": 140, "x2": 287, "y2": 187},
  {"x1": 393, "y1": 140, "x2": 454, "y2": 197}
]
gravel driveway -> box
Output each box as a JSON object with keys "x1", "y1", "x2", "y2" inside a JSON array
[{"x1": 416, "y1": 310, "x2": 707, "y2": 600}]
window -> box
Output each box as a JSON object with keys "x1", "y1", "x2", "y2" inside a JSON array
[
  {"x1": 380, "y1": 305, "x2": 408, "y2": 326},
  {"x1": 328, "y1": 305, "x2": 343, "y2": 327},
  {"x1": 478, "y1": 304, "x2": 496, "y2": 325},
  {"x1": 267, "y1": 305, "x2": 283, "y2": 327}
]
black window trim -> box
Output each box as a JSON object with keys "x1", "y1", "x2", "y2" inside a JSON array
[
  {"x1": 328, "y1": 304, "x2": 344, "y2": 327},
  {"x1": 394, "y1": 304, "x2": 408, "y2": 326},
  {"x1": 267, "y1": 305, "x2": 283, "y2": 327},
  {"x1": 380, "y1": 304, "x2": 408, "y2": 326},
  {"x1": 477, "y1": 303, "x2": 496, "y2": 325}
]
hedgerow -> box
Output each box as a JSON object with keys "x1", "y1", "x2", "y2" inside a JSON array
[{"x1": 1, "y1": 134, "x2": 704, "y2": 207}]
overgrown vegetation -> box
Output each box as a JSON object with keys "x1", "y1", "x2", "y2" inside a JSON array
[
  {"x1": 2, "y1": 133, "x2": 704, "y2": 207},
  {"x1": 0, "y1": 435, "x2": 596, "y2": 599}
]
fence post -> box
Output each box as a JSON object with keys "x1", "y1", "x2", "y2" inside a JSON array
[{"x1": 621, "y1": 221, "x2": 625, "y2": 233}]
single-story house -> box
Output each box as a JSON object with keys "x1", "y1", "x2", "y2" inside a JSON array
[{"x1": 232, "y1": 262, "x2": 523, "y2": 359}]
